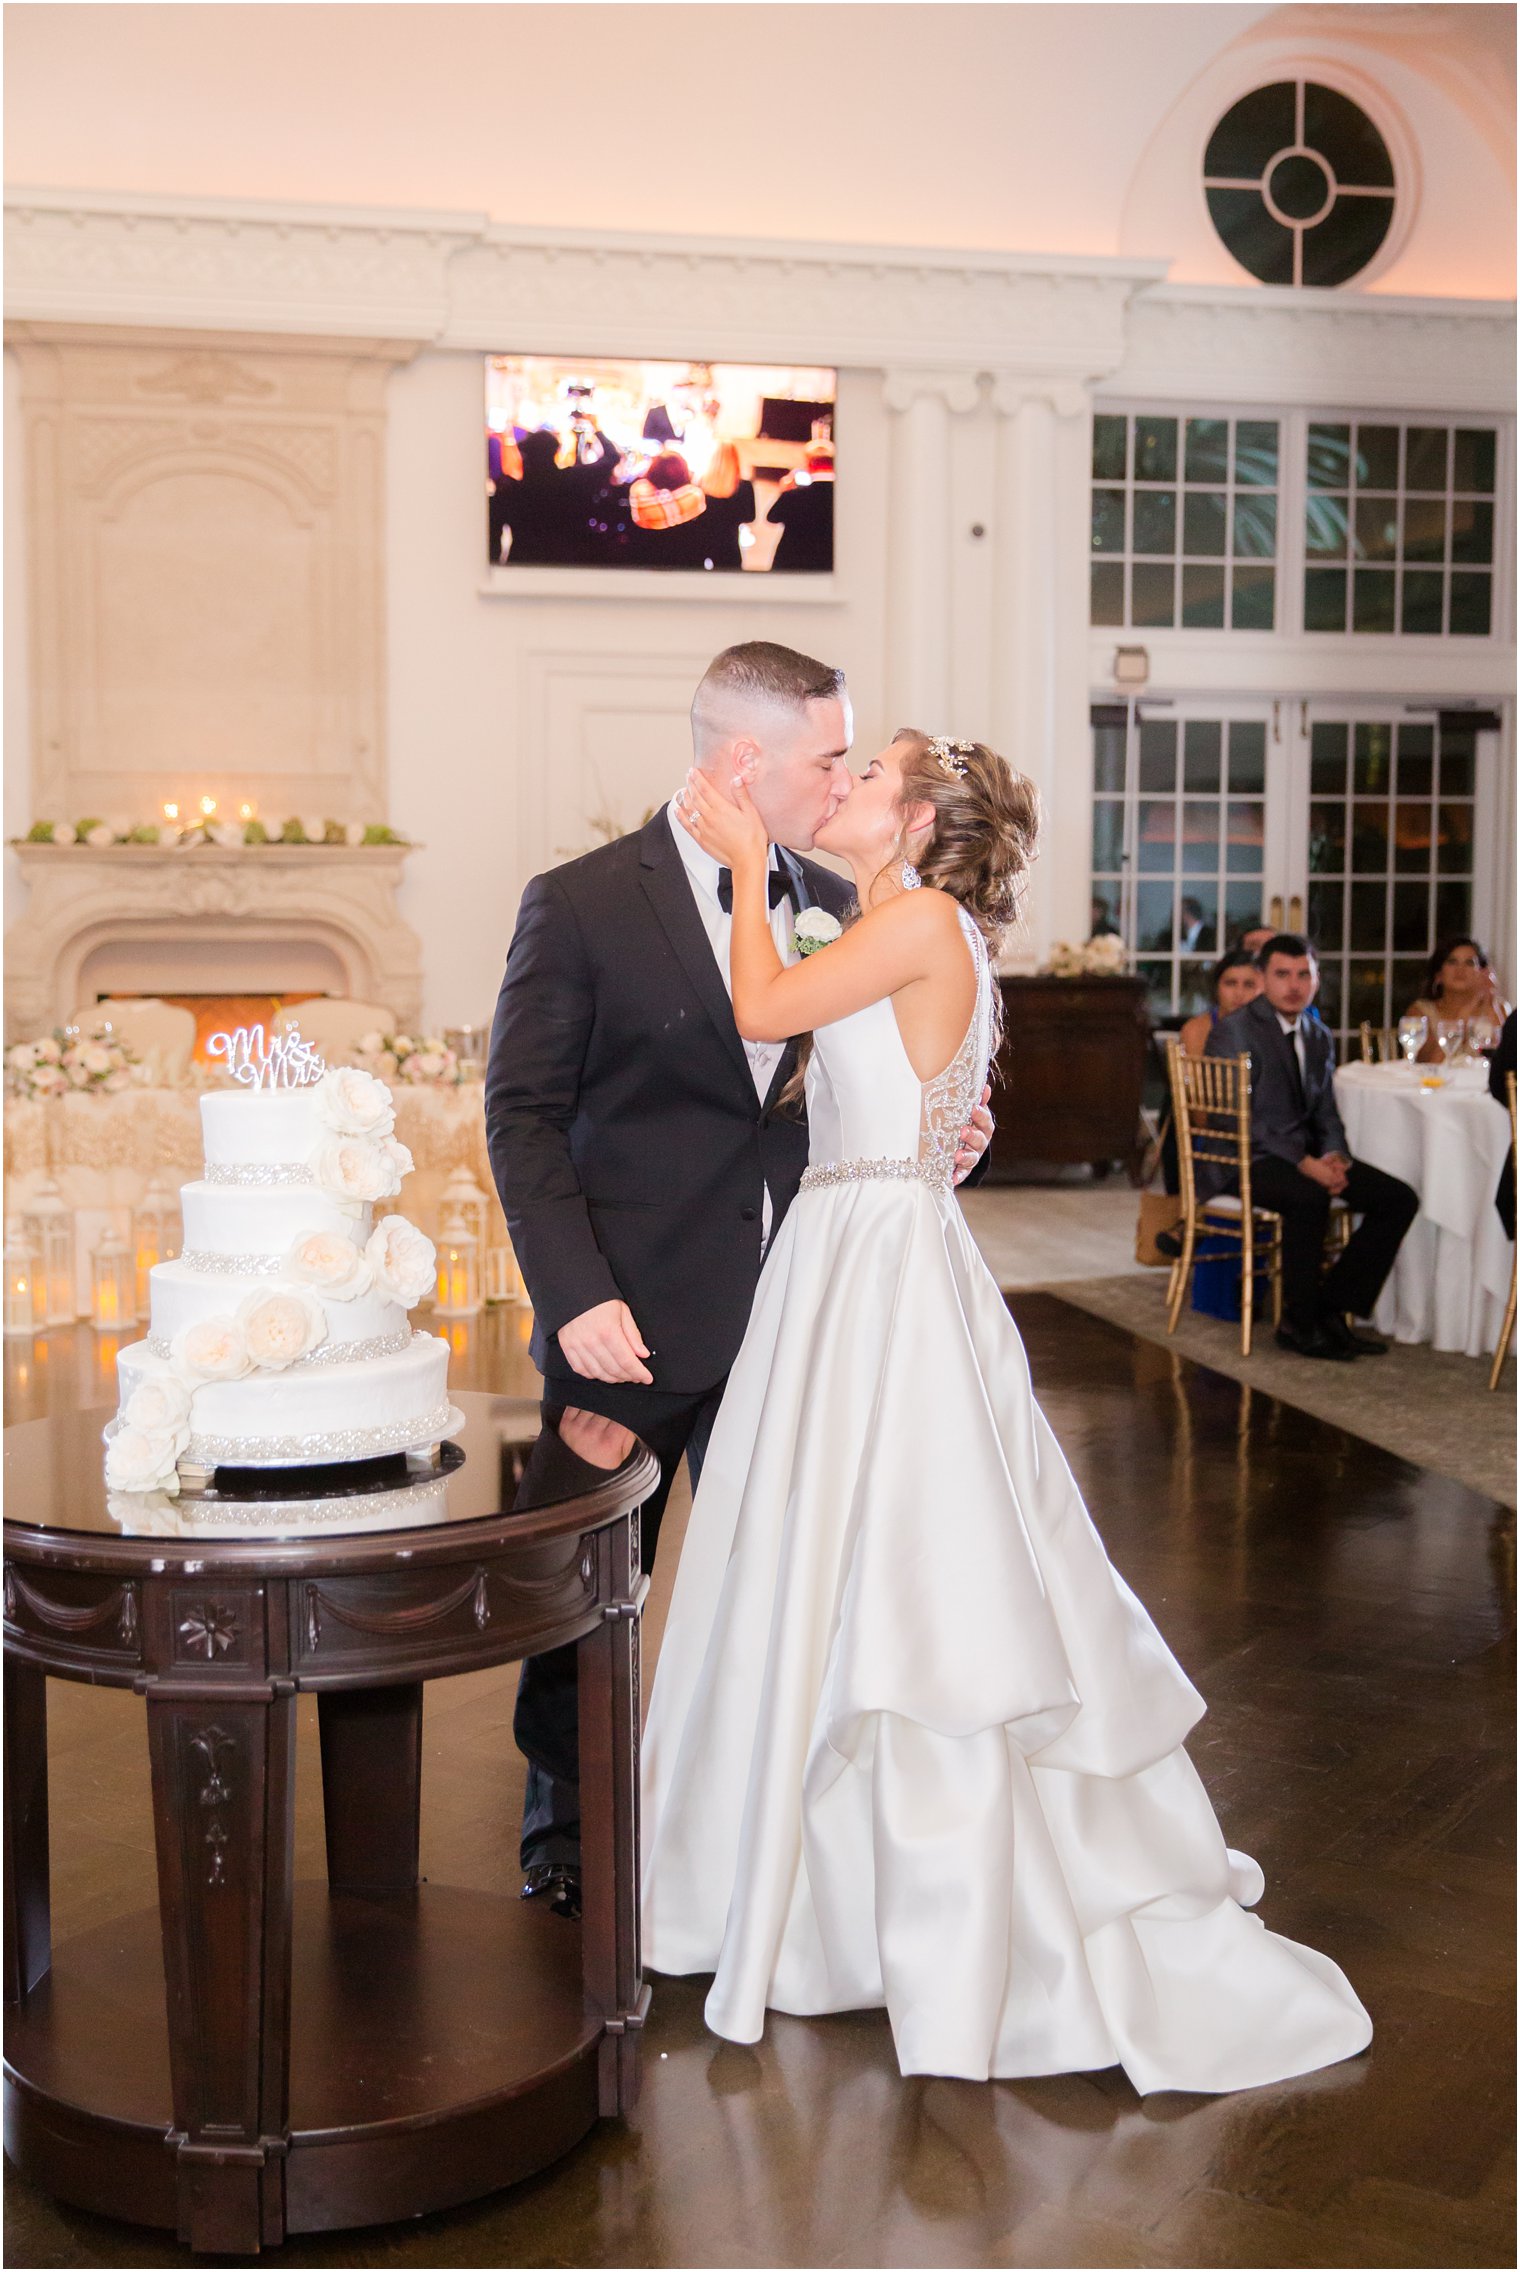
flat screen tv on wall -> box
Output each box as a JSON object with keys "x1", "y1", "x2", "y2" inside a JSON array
[{"x1": 485, "y1": 357, "x2": 836, "y2": 574}]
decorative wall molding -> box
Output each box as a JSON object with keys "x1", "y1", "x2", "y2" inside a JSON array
[
  {"x1": 1109, "y1": 282, "x2": 1516, "y2": 412},
  {"x1": 6, "y1": 323, "x2": 414, "y2": 823},
  {"x1": 5, "y1": 842, "x2": 423, "y2": 1035},
  {"x1": 6, "y1": 188, "x2": 1167, "y2": 379}
]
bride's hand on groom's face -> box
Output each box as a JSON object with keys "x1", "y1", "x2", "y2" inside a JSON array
[
  {"x1": 953, "y1": 1086, "x2": 995, "y2": 1183},
  {"x1": 678, "y1": 765, "x2": 768, "y2": 869}
]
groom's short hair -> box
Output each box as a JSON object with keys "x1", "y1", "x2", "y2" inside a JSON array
[{"x1": 691, "y1": 642, "x2": 846, "y2": 757}]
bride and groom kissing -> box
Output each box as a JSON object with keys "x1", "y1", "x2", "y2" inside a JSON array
[{"x1": 485, "y1": 640, "x2": 1371, "y2": 2093}]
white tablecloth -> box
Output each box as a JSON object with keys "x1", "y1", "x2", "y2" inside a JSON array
[{"x1": 1334, "y1": 1060, "x2": 1513, "y2": 1357}]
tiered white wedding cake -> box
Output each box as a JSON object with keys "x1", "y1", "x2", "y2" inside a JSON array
[{"x1": 104, "y1": 1035, "x2": 457, "y2": 1491}]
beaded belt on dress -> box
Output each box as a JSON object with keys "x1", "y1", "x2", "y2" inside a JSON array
[{"x1": 799, "y1": 1155, "x2": 952, "y2": 1194}]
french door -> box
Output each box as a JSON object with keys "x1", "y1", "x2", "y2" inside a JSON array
[{"x1": 1092, "y1": 698, "x2": 1501, "y2": 1050}]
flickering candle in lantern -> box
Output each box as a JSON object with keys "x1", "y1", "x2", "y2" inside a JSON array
[
  {"x1": 433, "y1": 1212, "x2": 481, "y2": 1318},
  {"x1": 91, "y1": 1227, "x2": 137, "y2": 1332},
  {"x1": 133, "y1": 1174, "x2": 180, "y2": 1313},
  {"x1": 20, "y1": 1177, "x2": 75, "y2": 1326},
  {"x1": 4, "y1": 1221, "x2": 36, "y2": 1338},
  {"x1": 199, "y1": 795, "x2": 217, "y2": 819},
  {"x1": 163, "y1": 802, "x2": 180, "y2": 824},
  {"x1": 239, "y1": 801, "x2": 257, "y2": 822}
]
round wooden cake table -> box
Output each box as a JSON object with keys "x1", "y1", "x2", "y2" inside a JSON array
[{"x1": 2, "y1": 1392, "x2": 659, "y2": 2253}]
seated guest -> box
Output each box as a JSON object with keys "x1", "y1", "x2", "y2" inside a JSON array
[
  {"x1": 1236, "y1": 923, "x2": 1274, "y2": 958},
  {"x1": 1491, "y1": 1008, "x2": 1516, "y2": 1241},
  {"x1": 695, "y1": 442, "x2": 757, "y2": 572},
  {"x1": 1206, "y1": 934, "x2": 1418, "y2": 1361},
  {"x1": 1179, "y1": 949, "x2": 1262, "y2": 1060},
  {"x1": 1403, "y1": 935, "x2": 1511, "y2": 1062}
]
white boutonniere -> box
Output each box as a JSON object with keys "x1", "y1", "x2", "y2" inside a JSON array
[{"x1": 793, "y1": 909, "x2": 842, "y2": 958}]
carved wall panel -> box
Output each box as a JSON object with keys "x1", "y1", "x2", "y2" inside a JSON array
[{"x1": 6, "y1": 325, "x2": 416, "y2": 826}]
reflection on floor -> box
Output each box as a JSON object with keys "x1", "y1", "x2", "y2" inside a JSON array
[{"x1": 4, "y1": 1303, "x2": 1515, "y2": 2270}]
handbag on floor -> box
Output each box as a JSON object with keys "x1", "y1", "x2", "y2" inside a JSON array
[{"x1": 1135, "y1": 1112, "x2": 1182, "y2": 1266}]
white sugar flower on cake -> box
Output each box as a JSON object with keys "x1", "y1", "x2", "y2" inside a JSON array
[
  {"x1": 121, "y1": 1368, "x2": 194, "y2": 1435},
  {"x1": 313, "y1": 1065, "x2": 396, "y2": 1141},
  {"x1": 365, "y1": 1215, "x2": 436, "y2": 1308},
  {"x1": 311, "y1": 1132, "x2": 406, "y2": 1207},
  {"x1": 172, "y1": 1315, "x2": 255, "y2": 1382},
  {"x1": 284, "y1": 1228, "x2": 373, "y2": 1300},
  {"x1": 105, "y1": 1425, "x2": 184, "y2": 1496},
  {"x1": 236, "y1": 1285, "x2": 328, "y2": 1370}
]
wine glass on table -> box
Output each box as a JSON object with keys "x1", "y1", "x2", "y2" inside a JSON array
[
  {"x1": 1435, "y1": 1017, "x2": 1464, "y2": 1066},
  {"x1": 1397, "y1": 1014, "x2": 1428, "y2": 1066},
  {"x1": 1466, "y1": 1011, "x2": 1499, "y2": 1061}
]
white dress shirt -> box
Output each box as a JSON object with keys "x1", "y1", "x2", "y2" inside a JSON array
[{"x1": 666, "y1": 795, "x2": 797, "y2": 1244}]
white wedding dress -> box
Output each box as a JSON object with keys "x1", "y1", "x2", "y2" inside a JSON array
[{"x1": 640, "y1": 908, "x2": 1372, "y2": 2094}]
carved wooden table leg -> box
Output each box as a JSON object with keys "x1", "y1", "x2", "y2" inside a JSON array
[
  {"x1": 146, "y1": 1684, "x2": 297, "y2": 2253},
  {"x1": 317, "y1": 1684, "x2": 424, "y2": 1895},
  {"x1": 578, "y1": 1510, "x2": 650, "y2": 2119},
  {"x1": 3, "y1": 1656, "x2": 50, "y2": 2002}
]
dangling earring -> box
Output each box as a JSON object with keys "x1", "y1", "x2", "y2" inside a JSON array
[{"x1": 900, "y1": 859, "x2": 921, "y2": 892}]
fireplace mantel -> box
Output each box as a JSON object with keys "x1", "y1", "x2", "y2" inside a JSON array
[{"x1": 6, "y1": 841, "x2": 424, "y2": 1038}]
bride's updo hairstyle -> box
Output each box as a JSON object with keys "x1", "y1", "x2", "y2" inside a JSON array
[{"x1": 889, "y1": 730, "x2": 1041, "y2": 953}]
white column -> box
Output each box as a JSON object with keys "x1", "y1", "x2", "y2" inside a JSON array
[
  {"x1": 882, "y1": 368, "x2": 980, "y2": 733},
  {"x1": 990, "y1": 376, "x2": 1094, "y2": 966}
]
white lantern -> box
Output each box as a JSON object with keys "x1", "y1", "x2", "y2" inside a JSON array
[
  {"x1": 441, "y1": 1165, "x2": 491, "y2": 1257},
  {"x1": 434, "y1": 1211, "x2": 481, "y2": 1318},
  {"x1": 90, "y1": 1226, "x2": 138, "y2": 1333},
  {"x1": 20, "y1": 1176, "x2": 75, "y2": 1326},
  {"x1": 4, "y1": 1220, "x2": 36, "y2": 1338},
  {"x1": 133, "y1": 1174, "x2": 181, "y2": 1313},
  {"x1": 484, "y1": 1243, "x2": 526, "y2": 1306}
]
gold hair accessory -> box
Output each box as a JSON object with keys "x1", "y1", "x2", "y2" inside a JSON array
[{"x1": 927, "y1": 736, "x2": 974, "y2": 778}]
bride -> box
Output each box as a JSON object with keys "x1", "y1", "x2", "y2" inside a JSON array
[{"x1": 640, "y1": 728, "x2": 1372, "y2": 2095}]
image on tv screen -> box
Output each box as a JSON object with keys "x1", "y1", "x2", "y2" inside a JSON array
[{"x1": 486, "y1": 357, "x2": 836, "y2": 573}]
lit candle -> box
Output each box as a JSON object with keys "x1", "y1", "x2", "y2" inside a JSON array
[
  {"x1": 239, "y1": 801, "x2": 256, "y2": 822},
  {"x1": 163, "y1": 802, "x2": 180, "y2": 823},
  {"x1": 199, "y1": 795, "x2": 217, "y2": 818}
]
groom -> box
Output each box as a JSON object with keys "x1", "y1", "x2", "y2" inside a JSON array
[{"x1": 485, "y1": 640, "x2": 992, "y2": 1913}]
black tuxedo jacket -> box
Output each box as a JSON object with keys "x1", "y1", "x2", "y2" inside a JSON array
[
  {"x1": 485, "y1": 808, "x2": 855, "y2": 1393},
  {"x1": 1203, "y1": 994, "x2": 1348, "y2": 1193}
]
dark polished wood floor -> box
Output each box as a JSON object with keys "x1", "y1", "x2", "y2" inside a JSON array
[{"x1": 4, "y1": 1301, "x2": 1514, "y2": 2269}]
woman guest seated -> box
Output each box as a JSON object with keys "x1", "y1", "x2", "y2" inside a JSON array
[
  {"x1": 1403, "y1": 935, "x2": 1510, "y2": 1061},
  {"x1": 1157, "y1": 952, "x2": 1265, "y2": 1210},
  {"x1": 1178, "y1": 949, "x2": 1263, "y2": 1061}
]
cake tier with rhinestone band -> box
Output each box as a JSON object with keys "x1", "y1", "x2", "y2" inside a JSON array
[{"x1": 105, "y1": 1063, "x2": 459, "y2": 1482}]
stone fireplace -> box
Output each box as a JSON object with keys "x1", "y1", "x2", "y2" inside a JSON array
[{"x1": 6, "y1": 842, "x2": 424, "y2": 1039}]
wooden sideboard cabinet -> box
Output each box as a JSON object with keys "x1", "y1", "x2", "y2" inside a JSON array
[{"x1": 985, "y1": 975, "x2": 1150, "y2": 1179}]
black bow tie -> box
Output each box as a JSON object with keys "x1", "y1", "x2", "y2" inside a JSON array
[{"x1": 717, "y1": 867, "x2": 792, "y2": 915}]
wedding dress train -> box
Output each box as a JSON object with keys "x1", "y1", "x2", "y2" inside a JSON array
[{"x1": 640, "y1": 909, "x2": 1371, "y2": 2093}]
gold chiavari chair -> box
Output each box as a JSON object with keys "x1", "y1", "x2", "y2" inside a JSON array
[
  {"x1": 1489, "y1": 1070, "x2": 1516, "y2": 1391},
  {"x1": 1165, "y1": 1044, "x2": 1283, "y2": 1358},
  {"x1": 1359, "y1": 1022, "x2": 1400, "y2": 1064}
]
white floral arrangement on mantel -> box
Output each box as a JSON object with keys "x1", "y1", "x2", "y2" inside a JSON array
[
  {"x1": 1042, "y1": 935, "x2": 1130, "y2": 979},
  {"x1": 18, "y1": 815, "x2": 411, "y2": 850},
  {"x1": 7, "y1": 1027, "x2": 143, "y2": 1099},
  {"x1": 103, "y1": 1066, "x2": 436, "y2": 1497},
  {"x1": 352, "y1": 1031, "x2": 462, "y2": 1086}
]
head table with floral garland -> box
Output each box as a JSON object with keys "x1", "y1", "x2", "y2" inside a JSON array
[{"x1": 4, "y1": 1034, "x2": 520, "y2": 1319}]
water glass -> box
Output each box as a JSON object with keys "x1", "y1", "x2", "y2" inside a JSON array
[
  {"x1": 1435, "y1": 1018, "x2": 1464, "y2": 1064},
  {"x1": 1466, "y1": 1012, "x2": 1499, "y2": 1058},
  {"x1": 1397, "y1": 1015, "x2": 1428, "y2": 1065}
]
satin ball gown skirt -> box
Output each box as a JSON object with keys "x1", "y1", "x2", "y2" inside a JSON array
[{"x1": 640, "y1": 1176, "x2": 1372, "y2": 2094}]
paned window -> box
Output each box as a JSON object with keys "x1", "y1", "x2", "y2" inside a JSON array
[
  {"x1": 1303, "y1": 421, "x2": 1497, "y2": 637},
  {"x1": 1091, "y1": 709, "x2": 1270, "y2": 1022},
  {"x1": 1305, "y1": 715, "x2": 1477, "y2": 1046},
  {"x1": 1090, "y1": 413, "x2": 1279, "y2": 632},
  {"x1": 1204, "y1": 80, "x2": 1396, "y2": 288}
]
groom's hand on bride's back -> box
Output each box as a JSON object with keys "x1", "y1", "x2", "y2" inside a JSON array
[
  {"x1": 953, "y1": 1086, "x2": 995, "y2": 1185},
  {"x1": 557, "y1": 1298, "x2": 655, "y2": 1385}
]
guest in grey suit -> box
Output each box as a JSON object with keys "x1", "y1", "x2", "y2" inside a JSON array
[{"x1": 1207, "y1": 934, "x2": 1417, "y2": 1361}]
